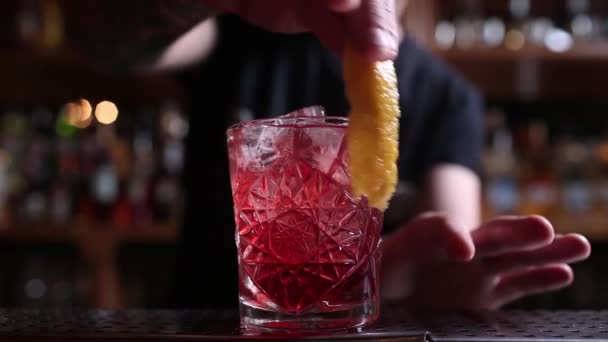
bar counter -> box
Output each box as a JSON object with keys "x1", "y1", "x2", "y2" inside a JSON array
[{"x1": 0, "y1": 305, "x2": 606, "y2": 341}]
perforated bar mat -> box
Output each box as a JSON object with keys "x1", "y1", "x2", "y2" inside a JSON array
[
  {"x1": 0, "y1": 308, "x2": 425, "y2": 341},
  {"x1": 423, "y1": 310, "x2": 608, "y2": 342},
  {"x1": 0, "y1": 308, "x2": 606, "y2": 341}
]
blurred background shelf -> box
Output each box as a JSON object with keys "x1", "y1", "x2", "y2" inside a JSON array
[
  {"x1": 0, "y1": 0, "x2": 187, "y2": 308},
  {"x1": 404, "y1": 0, "x2": 608, "y2": 99},
  {"x1": 0, "y1": 49, "x2": 185, "y2": 104},
  {"x1": 0, "y1": 224, "x2": 178, "y2": 243},
  {"x1": 430, "y1": 42, "x2": 608, "y2": 99},
  {"x1": 553, "y1": 219, "x2": 608, "y2": 241},
  {"x1": 435, "y1": 41, "x2": 608, "y2": 62}
]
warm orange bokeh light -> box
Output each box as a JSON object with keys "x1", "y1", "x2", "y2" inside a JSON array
[
  {"x1": 95, "y1": 101, "x2": 119, "y2": 125},
  {"x1": 74, "y1": 99, "x2": 93, "y2": 128},
  {"x1": 505, "y1": 29, "x2": 525, "y2": 51},
  {"x1": 61, "y1": 99, "x2": 94, "y2": 128},
  {"x1": 78, "y1": 99, "x2": 92, "y2": 120}
]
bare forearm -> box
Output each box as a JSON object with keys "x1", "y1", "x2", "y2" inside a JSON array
[
  {"x1": 425, "y1": 164, "x2": 482, "y2": 230},
  {"x1": 60, "y1": 0, "x2": 216, "y2": 72}
]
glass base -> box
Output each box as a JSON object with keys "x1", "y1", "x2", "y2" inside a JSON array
[{"x1": 240, "y1": 300, "x2": 379, "y2": 331}]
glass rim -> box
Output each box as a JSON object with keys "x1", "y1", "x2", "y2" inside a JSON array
[{"x1": 227, "y1": 116, "x2": 348, "y2": 135}]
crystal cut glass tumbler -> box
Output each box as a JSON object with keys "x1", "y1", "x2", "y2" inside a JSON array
[{"x1": 227, "y1": 113, "x2": 382, "y2": 330}]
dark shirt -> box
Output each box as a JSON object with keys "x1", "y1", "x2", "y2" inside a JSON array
[{"x1": 174, "y1": 15, "x2": 483, "y2": 309}]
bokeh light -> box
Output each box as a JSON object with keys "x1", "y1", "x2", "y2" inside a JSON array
[
  {"x1": 482, "y1": 17, "x2": 506, "y2": 48},
  {"x1": 25, "y1": 278, "x2": 46, "y2": 299},
  {"x1": 435, "y1": 21, "x2": 456, "y2": 49},
  {"x1": 59, "y1": 99, "x2": 93, "y2": 129},
  {"x1": 77, "y1": 99, "x2": 92, "y2": 121},
  {"x1": 56, "y1": 103, "x2": 78, "y2": 137},
  {"x1": 545, "y1": 28, "x2": 574, "y2": 53},
  {"x1": 95, "y1": 101, "x2": 119, "y2": 125},
  {"x1": 74, "y1": 99, "x2": 93, "y2": 128},
  {"x1": 505, "y1": 29, "x2": 525, "y2": 51},
  {"x1": 61, "y1": 102, "x2": 81, "y2": 126},
  {"x1": 596, "y1": 143, "x2": 608, "y2": 162}
]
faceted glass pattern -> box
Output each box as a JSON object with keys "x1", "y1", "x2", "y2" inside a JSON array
[{"x1": 227, "y1": 115, "x2": 382, "y2": 329}]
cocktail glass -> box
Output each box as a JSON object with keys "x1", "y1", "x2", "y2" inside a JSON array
[{"x1": 226, "y1": 107, "x2": 383, "y2": 330}]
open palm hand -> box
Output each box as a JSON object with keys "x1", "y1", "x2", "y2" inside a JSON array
[{"x1": 382, "y1": 214, "x2": 591, "y2": 310}]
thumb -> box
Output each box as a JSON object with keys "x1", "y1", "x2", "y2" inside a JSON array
[
  {"x1": 345, "y1": 0, "x2": 399, "y2": 61},
  {"x1": 384, "y1": 213, "x2": 475, "y2": 263},
  {"x1": 381, "y1": 213, "x2": 474, "y2": 300}
]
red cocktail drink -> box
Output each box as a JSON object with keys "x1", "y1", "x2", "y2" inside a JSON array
[{"x1": 227, "y1": 109, "x2": 382, "y2": 329}]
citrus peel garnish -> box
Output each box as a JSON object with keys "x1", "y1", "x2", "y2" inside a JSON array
[{"x1": 343, "y1": 45, "x2": 401, "y2": 211}]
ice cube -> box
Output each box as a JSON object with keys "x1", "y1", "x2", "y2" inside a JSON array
[
  {"x1": 239, "y1": 106, "x2": 327, "y2": 172},
  {"x1": 241, "y1": 125, "x2": 287, "y2": 171},
  {"x1": 282, "y1": 106, "x2": 326, "y2": 118},
  {"x1": 306, "y1": 126, "x2": 345, "y2": 175}
]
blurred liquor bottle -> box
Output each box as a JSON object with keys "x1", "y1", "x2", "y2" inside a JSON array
[
  {"x1": 153, "y1": 176, "x2": 180, "y2": 224},
  {"x1": 483, "y1": 108, "x2": 519, "y2": 216},
  {"x1": 590, "y1": 129, "x2": 608, "y2": 221},
  {"x1": 91, "y1": 161, "x2": 119, "y2": 225},
  {"x1": 154, "y1": 101, "x2": 187, "y2": 224},
  {"x1": 40, "y1": 0, "x2": 64, "y2": 51},
  {"x1": 50, "y1": 181, "x2": 72, "y2": 225},
  {"x1": 22, "y1": 107, "x2": 54, "y2": 224},
  {"x1": 16, "y1": 0, "x2": 64, "y2": 51},
  {"x1": 50, "y1": 106, "x2": 82, "y2": 225},
  {"x1": 504, "y1": 0, "x2": 530, "y2": 50},
  {"x1": 0, "y1": 110, "x2": 27, "y2": 226},
  {"x1": 517, "y1": 119, "x2": 559, "y2": 217},
  {"x1": 481, "y1": 15, "x2": 506, "y2": 48},
  {"x1": 454, "y1": 0, "x2": 483, "y2": 49},
  {"x1": 130, "y1": 126, "x2": 156, "y2": 226},
  {"x1": 112, "y1": 189, "x2": 134, "y2": 228},
  {"x1": 555, "y1": 135, "x2": 592, "y2": 218},
  {"x1": 90, "y1": 124, "x2": 120, "y2": 226},
  {"x1": 567, "y1": 0, "x2": 600, "y2": 40},
  {"x1": 17, "y1": 0, "x2": 42, "y2": 48},
  {"x1": 108, "y1": 129, "x2": 135, "y2": 228},
  {"x1": 77, "y1": 131, "x2": 100, "y2": 224}
]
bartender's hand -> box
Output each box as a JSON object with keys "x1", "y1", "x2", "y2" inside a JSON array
[
  {"x1": 203, "y1": 0, "x2": 399, "y2": 61},
  {"x1": 381, "y1": 213, "x2": 591, "y2": 310}
]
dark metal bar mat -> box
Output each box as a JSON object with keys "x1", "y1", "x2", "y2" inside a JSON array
[
  {"x1": 0, "y1": 307, "x2": 606, "y2": 341},
  {"x1": 422, "y1": 310, "x2": 608, "y2": 342}
]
